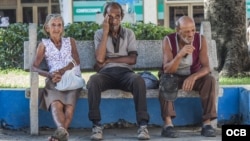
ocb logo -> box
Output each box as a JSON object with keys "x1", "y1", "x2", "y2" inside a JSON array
[
  {"x1": 222, "y1": 125, "x2": 250, "y2": 140},
  {"x1": 226, "y1": 129, "x2": 246, "y2": 136}
]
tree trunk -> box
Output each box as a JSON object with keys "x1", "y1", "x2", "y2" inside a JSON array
[{"x1": 204, "y1": 0, "x2": 250, "y2": 77}]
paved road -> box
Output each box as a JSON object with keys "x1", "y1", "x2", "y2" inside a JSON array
[{"x1": 0, "y1": 126, "x2": 221, "y2": 141}]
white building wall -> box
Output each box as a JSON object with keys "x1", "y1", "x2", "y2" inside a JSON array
[
  {"x1": 60, "y1": 0, "x2": 73, "y2": 26},
  {"x1": 143, "y1": 0, "x2": 157, "y2": 24}
]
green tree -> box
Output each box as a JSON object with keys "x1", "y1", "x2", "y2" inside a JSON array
[
  {"x1": 0, "y1": 23, "x2": 28, "y2": 69},
  {"x1": 204, "y1": 0, "x2": 250, "y2": 77}
]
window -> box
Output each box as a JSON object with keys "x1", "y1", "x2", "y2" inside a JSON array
[
  {"x1": 169, "y1": 6, "x2": 188, "y2": 29},
  {"x1": 21, "y1": 0, "x2": 49, "y2": 3}
]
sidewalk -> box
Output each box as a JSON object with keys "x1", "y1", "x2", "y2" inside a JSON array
[{"x1": 0, "y1": 126, "x2": 221, "y2": 141}]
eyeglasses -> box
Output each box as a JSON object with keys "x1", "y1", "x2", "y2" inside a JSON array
[{"x1": 108, "y1": 15, "x2": 121, "y2": 21}]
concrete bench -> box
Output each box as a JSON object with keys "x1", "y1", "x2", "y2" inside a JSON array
[{"x1": 23, "y1": 21, "x2": 219, "y2": 135}]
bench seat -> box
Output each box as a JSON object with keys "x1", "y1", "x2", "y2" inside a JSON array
[
  {"x1": 25, "y1": 88, "x2": 200, "y2": 99},
  {"x1": 23, "y1": 21, "x2": 218, "y2": 135}
]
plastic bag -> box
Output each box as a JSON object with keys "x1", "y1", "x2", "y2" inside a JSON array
[{"x1": 55, "y1": 61, "x2": 85, "y2": 91}]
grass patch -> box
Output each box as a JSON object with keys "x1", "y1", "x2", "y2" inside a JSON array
[
  {"x1": 0, "y1": 69, "x2": 31, "y2": 88},
  {"x1": 218, "y1": 77, "x2": 250, "y2": 85},
  {"x1": 0, "y1": 69, "x2": 93, "y2": 88},
  {"x1": 0, "y1": 69, "x2": 250, "y2": 88}
]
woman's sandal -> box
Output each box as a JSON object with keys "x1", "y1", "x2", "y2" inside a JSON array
[
  {"x1": 48, "y1": 127, "x2": 69, "y2": 141},
  {"x1": 48, "y1": 135, "x2": 60, "y2": 141}
]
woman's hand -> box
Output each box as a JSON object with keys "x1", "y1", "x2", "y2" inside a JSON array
[{"x1": 51, "y1": 71, "x2": 62, "y2": 83}]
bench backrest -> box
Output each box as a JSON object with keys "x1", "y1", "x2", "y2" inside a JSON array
[
  {"x1": 23, "y1": 21, "x2": 218, "y2": 72},
  {"x1": 24, "y1": 40, "x2": 163, "y2": 71}
]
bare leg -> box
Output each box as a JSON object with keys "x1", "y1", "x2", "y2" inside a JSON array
[
  {"x1": 64, "y1": 105, "x2": 74, "y2": 129},
  {"x1": 164, "y1": 116, "x2": 173, "y2": 126},
  {"x1": 51, "y1": 101, "x2": 66, "y2": 128},
  {"x1": 48, "y1": 101, "x2": 71, "y2": 141}
]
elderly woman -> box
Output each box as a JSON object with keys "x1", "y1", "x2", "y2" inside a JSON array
[{"x1": 32, "y1": 14, "x2": 82, "y2": 141}]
